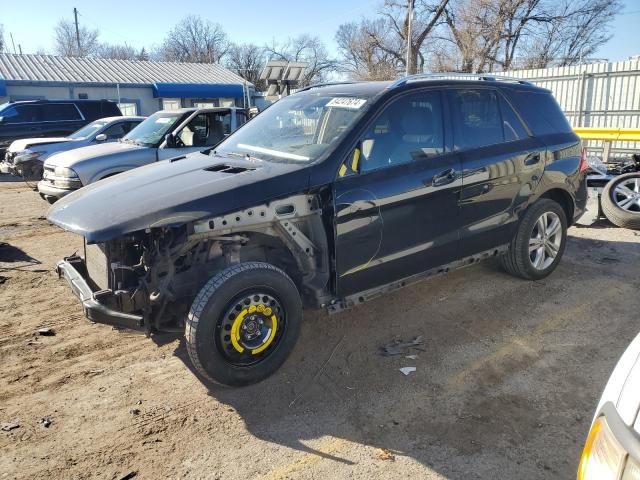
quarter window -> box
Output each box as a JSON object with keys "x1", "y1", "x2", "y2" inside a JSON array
[
  {"x1": 360, "y1": 91, "x2": 444, "y2": 173},
  {"x1": 117, "y1": 102, "x2": 138, "y2": 116},
  {"x1": 450, "y1": 89, "x2": 503, "y2": 150}
]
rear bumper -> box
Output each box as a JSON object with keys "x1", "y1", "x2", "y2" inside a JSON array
[{"x1": 56, "y1": 255, "x2": 144, "y2": 330}]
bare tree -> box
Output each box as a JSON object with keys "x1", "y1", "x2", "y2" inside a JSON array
[
  {"x1": 442, "y1": 0, "x2": 621, "y2": 72},
  {"x1": 335, "y1": 20, "x2": 401, "y2": 80},
  {"x1": 226, "y1": 43, "x2": 266, "y2": 90},
  {"x1": 0, "y1": 25, "x2": 5, "y2": 53},
  {"x1": 99, "y1": 43, "x2": 137, "y2": 60},
  {"x1": 264, "y1": 35, "x2": 337, "y2": 86},
  {"x1": 53, "y1": 18, "x2": 100, "y2": 57},
  {"x1": 136, "y1": 47, "x2": 150, "y2": 61},
  {"x1": 157, "y1": 16, "x2": 229, "y2": 63}
]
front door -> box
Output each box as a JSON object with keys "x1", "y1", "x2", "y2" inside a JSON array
[
  {"x1": 333, "y1": 90, "x2": 463, "y2": 297},
  {"x1": 158, "y1": 110, "x2": 232, "y2": 160}
]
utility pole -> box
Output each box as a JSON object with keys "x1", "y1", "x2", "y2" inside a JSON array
[
  {"x1": 73, "y1": 7, "x2": 81, "y2": 54},
  {"x1": 9, "y1": 32, "x2": 17, "y2": 54},
  {"x1": 405, "y1": 0, "x2": 414, "y2": 76}
]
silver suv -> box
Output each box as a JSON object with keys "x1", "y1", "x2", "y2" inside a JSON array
[{"x1": 38, "y1": 107, "x2": 246, "y2": 203}]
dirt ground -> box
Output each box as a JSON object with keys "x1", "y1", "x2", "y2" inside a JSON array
[{"x1": 1, "y1": 177, "x2": 639, "y2": 480}]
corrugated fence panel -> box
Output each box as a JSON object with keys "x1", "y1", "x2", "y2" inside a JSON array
[{"x1": 497, "y1": 59, "x2": 640, "y2": 158}]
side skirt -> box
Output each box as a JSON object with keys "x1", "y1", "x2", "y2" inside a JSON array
[{"x1": 326, "y1": 245, "x2": 509, "y2": 314}]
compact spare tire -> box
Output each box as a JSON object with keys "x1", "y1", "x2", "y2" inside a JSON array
[
  {"x1": 185, "y1": 262, "x2": 302, "y2": 387},
  {"x1": 500, "y1": 198, "x2": 568, "y2": 280},
  {"x1": 601, "y1": 173, "x2": 640, "y2": 230}
]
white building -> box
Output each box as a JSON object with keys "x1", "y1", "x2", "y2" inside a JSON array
[{"x1": 0, "y1": 53, "x2": 253, "y2": 115}]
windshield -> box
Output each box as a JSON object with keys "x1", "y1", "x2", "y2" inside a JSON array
[
  {"x1": 215, "y1": 95, "x2": 369, "y2": 163},
  {"x1": 68, "y1": 120, "x2": 108, "y2": 140},
  {"x1": 122, "y1": 111, "x2": 182, "y2": 147}
]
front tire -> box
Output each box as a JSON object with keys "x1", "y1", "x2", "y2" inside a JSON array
[
  {"x1": 185, "y1": 262, "x2": 302, "y2": 387},
  {"x1": 601, "y1": 173, "x2": 640, "y2": 230},
  {"x1": 500, "y1": 199, "x2": 567, "y2": 280}
]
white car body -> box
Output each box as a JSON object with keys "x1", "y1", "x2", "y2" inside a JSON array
[{"x1": 578, "y1": 332, "x2": 640, "y2": 479}]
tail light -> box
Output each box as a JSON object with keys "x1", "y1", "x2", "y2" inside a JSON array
[{"x1": 579, "y1": 147, "x2": 588, "y2": 173}]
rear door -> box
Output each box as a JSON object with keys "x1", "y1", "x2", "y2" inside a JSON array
[
  {"x1": 333, "y1": 89, "x2": 463, "y2": 296},
  {"x1": 449, "y1": 88, "x2": 546, "y2": 256}
]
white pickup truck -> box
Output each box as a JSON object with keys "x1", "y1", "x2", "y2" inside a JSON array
[{"x1": 37, "y1": 107, "x2": 246, "y2": 203}]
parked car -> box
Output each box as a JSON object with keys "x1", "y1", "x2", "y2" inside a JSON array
[
  {"x1": 0, "y1": 99, "x2": 122, "y2": 158},
  {"x1": 37, "y1": 107, "x2": 246, "y2": 203},
  {"x1": 48, "y1": 75, "x2": 588, "y2": 386},
  {"x1": 0, "y1": 116, "x2": 144, "y2": 179},
  {"x1": 577, "y1": 332, "x2": 640, "y2": 480},
  {"x1": 581, "y1": 154, "x2": 640, "y2": 230}
]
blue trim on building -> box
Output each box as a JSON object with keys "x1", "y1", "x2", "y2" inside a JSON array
[
  {"x1": 0, "y1": 79, "x2": 6, "y2": 96},
  {"x1": 152, "y1": 83, "x2": 244, "y2": 99}
]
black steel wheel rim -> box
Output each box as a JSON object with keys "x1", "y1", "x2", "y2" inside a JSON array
[{"x1": 215, "y1": 289, "x2": 286, "y2": 367}]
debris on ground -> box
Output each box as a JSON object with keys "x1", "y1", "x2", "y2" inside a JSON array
[
  {"x1": 130, "y1": 408, "x2": 141, "y2": 416},
  {"x1": 1, "y1": 422, "x2": 20, "y2": 432},
  {"x1": 37, "y1": 327, "x2": 55, "y2": 336},
  {"x1": 380, "y1": 336, "x2": 424, "y2": 356},
  {"x1": 0, "y1": 276, "x2": 7, "y2": 285},
  {"x1": 405, "y1": 354, "x2": 418, "y2": 360},
  {"x1": 85, "y1": 369, "x2": 104, "y2": 376},
  {"x1": 399, "y1": 367, "x2": 417, "y2": 376},
  {"x1": 118, "y1": 471, "x2": 138, "y2": 480},
  {"x1": 39, "y1": 417, "x2": 52, "y2": 428},
  {"x1": 374, "y1": 448, "x2": 396, "y2": 461}
]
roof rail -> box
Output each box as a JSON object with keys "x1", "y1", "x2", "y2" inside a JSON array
[
  {"x1": 296, "y1": 81, "x2": 361, "y2": 93},
  {"x1": 388, "y1": 73, "x2": 533, "y2": 89}
]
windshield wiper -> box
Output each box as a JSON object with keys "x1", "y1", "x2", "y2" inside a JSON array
[{"x1": 224, "y1": 151, "x2": 264, "y2": 162}]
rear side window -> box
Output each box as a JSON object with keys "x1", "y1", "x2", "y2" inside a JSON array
[
  {"x1": 42, "y1": 104, "x2": 82, "y2": 121},
  {"x1": 505, "y1": 91, "x2": 572, "y2": 135},
  {"x1": 2, "y1": 104, "x2": 41, "y2": 123},
  {"x1": 499, "y1": 95, "x2": 529, "y2": 141},
  {"x1": 101, "y1": 102, "x2": 122, "y2": 117},
  {"x1": 449, "y1": 89, "x2": 503, "y2": 150}
]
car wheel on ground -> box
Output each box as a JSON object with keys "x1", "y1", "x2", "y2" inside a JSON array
[
  {"x1": 600, "y1": 172, "x2": 640, "y2": 230},
  {"x1": 185, "y1": 262, "x2": 302, "y2": 387},
  {"x1": 500, "y1": 199, "x2": 567, "y2": 280}
]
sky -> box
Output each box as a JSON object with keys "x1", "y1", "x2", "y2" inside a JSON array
[{"x1": 0, "y1": 0, "x2": 639, "y2": 63}]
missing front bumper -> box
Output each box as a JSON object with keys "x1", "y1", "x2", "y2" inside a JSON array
[{"x1": 56, "y1": 255, "x2": 144, "y2": 330}]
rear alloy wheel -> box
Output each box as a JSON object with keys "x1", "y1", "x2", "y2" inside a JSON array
[
  {"x1": 500, "y1": 199, "x2": 567, "y2": 280},
  {"x1": 185, "y1": 262, "x2": 302, "y2": 387},
  {"x1": 601, "y1": 173, "x2": 640, "y2": 230}
]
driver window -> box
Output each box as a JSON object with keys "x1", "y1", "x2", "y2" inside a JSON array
[
  {"x1": 102, "y1": 123, "x2": 127, "y2": 139},
  {"x1": 360, "y1": 91, "x2": 444, "y2": 173}
]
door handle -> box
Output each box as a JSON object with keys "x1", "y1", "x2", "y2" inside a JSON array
[
  {"x1": 431, "y1": 168, "x2": 457, "y2": 186},
  {"x1": 524, "y1": 154, "x2": 541, "y2": 166}
]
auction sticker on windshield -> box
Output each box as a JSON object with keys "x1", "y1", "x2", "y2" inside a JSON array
[
  {"x1": 326, "y1": 97, "x2": 367, "y2": 109},
  {"x1": 156, "y1": 117, "x2": 173, "y2": 124}
]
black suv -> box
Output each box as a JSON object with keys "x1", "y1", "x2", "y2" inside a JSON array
[
  {"x1": 0, "y1": 99, "x2": 121, "y2": 156},
  {"x1": 48, "y1": 75, "x2": 587, "y2": 386}
]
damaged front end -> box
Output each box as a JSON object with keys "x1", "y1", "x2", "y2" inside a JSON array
[{"x1": 56, "y1": 194, "x2": 330, "y2": 335}]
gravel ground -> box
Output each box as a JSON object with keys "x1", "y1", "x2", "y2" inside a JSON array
[{"x1": 1, "y1": 177, "x2": 639, "y2": 480}]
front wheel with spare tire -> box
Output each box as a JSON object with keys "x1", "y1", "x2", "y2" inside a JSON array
[
  {"x1": 601, "y1": 173, "x2": 640, "y2": 230},
  {"x1": 185, "y1": 262, "x2": 302, "y2": 387},
  {"x1": 500, "y1": 198, "x2": 568, "y2": 280}
]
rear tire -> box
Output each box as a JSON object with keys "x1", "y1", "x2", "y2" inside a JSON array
[
  {"x1": 500, "y1": 199, "x2": 567, "y2": 280},
  {"x1": 601, "y1": 173, "x2": 640, "y2": 230},
  {"x1": 185, "y1": 262, "x2": 302, "y2": 387}
]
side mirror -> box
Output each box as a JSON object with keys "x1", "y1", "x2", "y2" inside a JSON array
[
  {"x1": 248, "y1": 107, "x2": 259, "y2": 119},
  {"x1": 95, "y1": 133, "x2": 107, "y2": 142},
  {"x1": 164, "y1": 133, "x2": 176, "y2": 148}
]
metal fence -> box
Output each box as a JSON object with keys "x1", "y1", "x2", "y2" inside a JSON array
[{"x1": 499, "y1": 58, "x2": 640, "y2": 159}]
